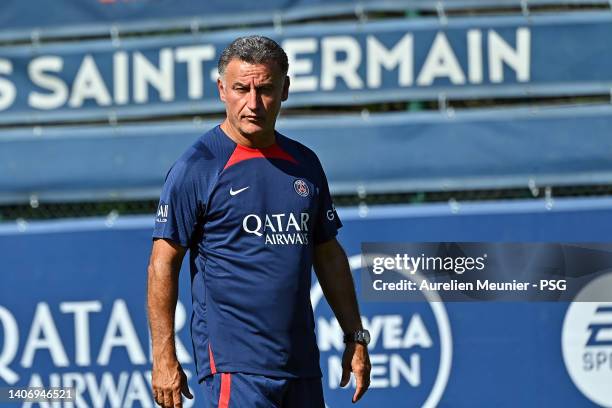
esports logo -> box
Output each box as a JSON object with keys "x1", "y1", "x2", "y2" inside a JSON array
[
  {"x1": 311, "y1": 254, "x2": 452, "y2": 407},
  {"x1": 562, "y1": 272, "x2": 612, "y2": 407}
]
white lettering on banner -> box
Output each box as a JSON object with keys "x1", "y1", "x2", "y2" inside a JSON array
[
  {"x1": 467, "y1": 29, "x2": 483, "y2": 83},
  {"x1": 0, "y1": 300, "x2": 193, "y2": 406},
  {"x1": 283, "y1": 38, "x2": 318, "y2": 92},
  {"x1": 368, "y1": 354, "x2": 421, "y2": 388},
  {"x1": 123, "y1": 370, "x2": 153, "y2": 408},
  {"x1": 0, "y1": 59, "x2": 16, "y2": 111},
  {"x1": 69, "y1": 55, "x2": 112, "y2": 108},
  {"x1": 489, "y1": 28, "x2": 531, "y2": 83},
  {"x1": 64, "y1": 372, "x2": 88, "y2": 407},
  {"x1": 133, "y1": 48, "x2": 175, "y2": 104},
  {"x1": 60, "y1": 301, "x2": 102, "y2": 366},
  {"x1": 327, "y1": 353, "x2": 421, "y2": 389},
  {"x1": 0, "y1": 305, "x2": 19, "y2": 384},
  {"x1": 321, "y1": 36, "x2": 364, "y2": 90},
  {"x1": 86, "y1": 372, "x2": 129, "y2": 408},
  {"x1": 0, "y1": 29, "x2": 531, "y2": 112},
  {"x1": 97, "y1": 300, "x2": 146, "y2": 366},
  {"x1": 113, "y1": 51, "x2": 129, "y2": 105},
  {"x1": 317, "y1": 314, "x2": 432, "y2": 351},
  {"x1": 28, "y1": 56, "x2": 69, "y2": 110},
  {"x1": 370, "y1": 354, "x2": 389, "y2": 388},
  {"x1": 175, "y1": 45, "x2": 216, "y2": 99},
  {"x1": 402, "y1": 314, "x2": 433, "y2": 348},
  {"x1": 0, "y1": 299, "x2": 190, "y2": 384},
  {"x1": 20, "y1": 303, "x2": 69, "y2": 369},
  {"x1": 417, "y1": 32, "x2": 466, "y2": 86},
  {"x1": 367, "y1": 34, "x2": 413, "y2": 88},
  {"x1": 390, "y1": 354, "x2": 421, "y2": 387},
  {"x1": 318, "y1": 314, "x2": 431, "y2": 390},
  {"x1": 316, "y1": 318, "x2": 344, "y2": 352}
]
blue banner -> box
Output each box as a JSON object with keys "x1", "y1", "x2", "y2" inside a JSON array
[
  {"x1": 1, "y1": 199, "x2": 612, "y2": 407},
  {"x1": 4, "y1": 0, "x2": 604, "y2": 39},
  {"x1": 1, "y1": 13, "x2": 611, "y2": 124},
  {"x1": 2, "y1": 105, "x2": 612, "y2": 203}
]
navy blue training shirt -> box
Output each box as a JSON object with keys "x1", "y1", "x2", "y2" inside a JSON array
[{"x1": 153, "y1": 125, "x2": 342, "y2": 382}]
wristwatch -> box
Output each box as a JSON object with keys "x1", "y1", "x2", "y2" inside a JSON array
[{"x1": 343, "y1": 329, "x2": 371, "y2": 346}]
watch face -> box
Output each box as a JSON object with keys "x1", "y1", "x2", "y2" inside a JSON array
[
  {"x1": 345, "y1": 330, "x2": 371, "y2": 345},
  {"x1": 355, "y1": 330, "x2": 370, "y2": 345}
]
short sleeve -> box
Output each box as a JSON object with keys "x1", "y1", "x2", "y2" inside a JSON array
[
  {"x1": 314, "y1": 161, "x2": 342, "y2": 245},
  {"x1": 152, "y1": 161, "x2": 204, "y2": 247}
]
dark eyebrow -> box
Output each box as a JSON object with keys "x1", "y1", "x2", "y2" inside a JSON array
[{"x1": 232, "y1": 82, "x2": 275, "y2": 90}]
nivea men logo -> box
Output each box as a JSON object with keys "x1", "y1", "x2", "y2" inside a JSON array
[
  {"x1": 243, "y1": 212, "x2": 310, "y2": 245},
  {"x1": 156, "y1": 203, "x2": 168, "y2": 223},
  {"x1": 312, "y1": 255, "x2": 452, "y2": 408}
]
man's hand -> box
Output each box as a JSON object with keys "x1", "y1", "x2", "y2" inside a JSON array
[
  {"x1": 340, "y1": 342, "x2": 371, "y2": 403},
  {"x1": 152, "y1": 356, "x2": 193, "y2": 408},
  {"x1": 314, "y1": 238, "x2": 371, "y2": 403}
]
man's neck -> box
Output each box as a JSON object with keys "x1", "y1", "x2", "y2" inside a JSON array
[{"x1": 220, "y1": 121, "x2": 275, "y2": 149}]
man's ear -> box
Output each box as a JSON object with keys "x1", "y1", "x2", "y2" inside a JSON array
[
  {"x1": 281, "y1": 75, "x2": 290, "y2": 101},
  {"x1": 217, "y1": 77, "x2": 226, "y2": 102}
]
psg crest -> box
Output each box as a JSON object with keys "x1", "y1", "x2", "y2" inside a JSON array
[{"x1": 294, "y1": 179, "x2": 309, "y2": 197}]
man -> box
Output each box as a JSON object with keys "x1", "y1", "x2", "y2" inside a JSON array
[{"x1": 147, "y1": 36, "x2": 371, "y2": 408}]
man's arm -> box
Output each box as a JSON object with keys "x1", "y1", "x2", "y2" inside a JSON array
[
  {"x1": 147, "y1": 238, "x2": 193, "y2": 408},
  {"x1": 313, "y1": 238, "x2": 371, "y2": 403}
]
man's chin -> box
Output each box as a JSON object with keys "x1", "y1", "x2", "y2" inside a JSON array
[{"x1": 239, "y1": 123, "x2": 269, "y2": 137}]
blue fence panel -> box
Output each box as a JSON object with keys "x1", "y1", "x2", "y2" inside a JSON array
[
  {"x1": 0, "y1": 0, "x2": 607, "y2": 40},
  {"x1": 1, "y1": 12, "x2": 611, "y2": 124},
  {"x1": 1, "y1": 104, "x2": 611, "y2": 203},
  {"x1": 0, "y1": 199, "x2": 611, "y2": 407}
]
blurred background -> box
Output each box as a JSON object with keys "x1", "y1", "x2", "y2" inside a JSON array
[{"x1": 1, "y1": 0, "x2": 612, "y2": 407}]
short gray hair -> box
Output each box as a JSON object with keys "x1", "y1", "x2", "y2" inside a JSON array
[{"x1": 218, "y1": 36, "x2": 289, "y2": 77}]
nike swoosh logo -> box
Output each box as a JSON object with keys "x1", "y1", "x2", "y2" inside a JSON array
[{"x1": 230, "y1": 186, "x2": 249, "y2": 196}]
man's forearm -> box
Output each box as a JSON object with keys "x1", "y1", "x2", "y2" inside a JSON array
[
  {"x1": 147, "y1": 258, "x2": 181, "y2": 360},
  {"x1": 314, "y1": 243, "x2": 362, "y2": 334}
]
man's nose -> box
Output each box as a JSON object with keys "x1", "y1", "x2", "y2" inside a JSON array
[{"x1": 246, "y1": 87, "x2": 260, "y2": 111}]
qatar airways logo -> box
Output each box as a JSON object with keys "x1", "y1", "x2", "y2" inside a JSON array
[{"x1": 242, "y1": 212, "x2": 310, "y2": 245}]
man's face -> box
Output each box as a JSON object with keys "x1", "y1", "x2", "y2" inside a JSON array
[{"x1": 217, "y1": 58, "x2": 289, "y2": 140}]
